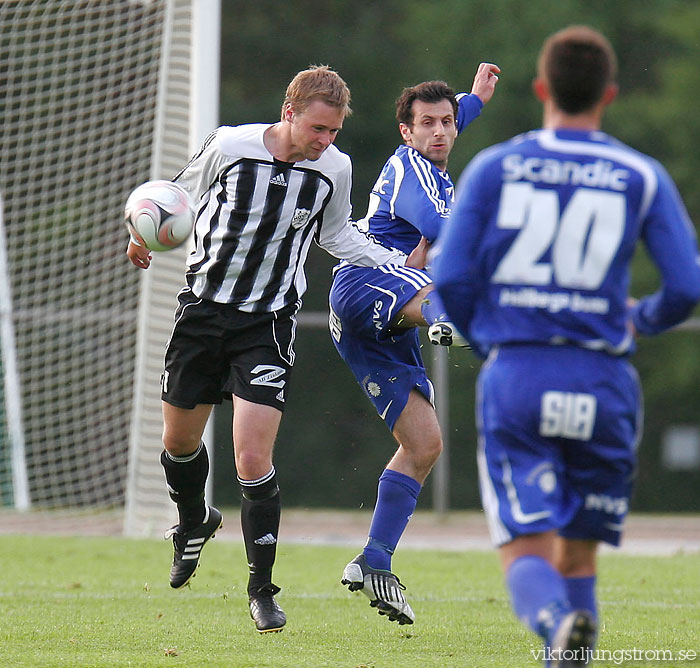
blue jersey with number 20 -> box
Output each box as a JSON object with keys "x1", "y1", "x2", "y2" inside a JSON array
[{"x1": 433, "y1": 128, "x2": 700, "y2": 357}]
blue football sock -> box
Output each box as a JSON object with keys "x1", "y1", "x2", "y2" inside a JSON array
[
  {"x1": 506, "y1": 555, "x2": 572, "y2": 645},
  {"x1": 363, "y1": 469, "x2": 422, "y2": 571},
  {"x1": 565, "y1": 575, "x2": 597, "y2": 622},
  {"x1": 420, "y1": 289, "x2": 449, "y2": 325}
]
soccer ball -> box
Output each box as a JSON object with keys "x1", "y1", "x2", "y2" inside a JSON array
[{"x1": 124, "y1": 180, "x2": 195, "y2": 252}]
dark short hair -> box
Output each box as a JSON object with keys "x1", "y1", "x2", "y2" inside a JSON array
[
  {"x1": 538, "y1": 25, "x2": 618, "y2": 114},
  {"x1": 395, "y1": 80, "x2": 458, "y2": 126}
]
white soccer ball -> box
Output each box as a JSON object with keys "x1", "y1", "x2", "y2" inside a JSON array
[{"x1": 124, "y1": 180, "x2": 195, "y2": 252}]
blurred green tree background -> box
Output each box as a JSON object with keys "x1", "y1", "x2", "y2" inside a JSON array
[{"x1": 213, "y1": 0, "x2": 700, "y2": 513}]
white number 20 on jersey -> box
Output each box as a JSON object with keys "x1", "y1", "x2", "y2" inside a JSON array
[{"x1": 492, "y1": 182, "x2": 626, "y2": 290}]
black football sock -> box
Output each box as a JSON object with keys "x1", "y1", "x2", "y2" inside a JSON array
[
  {"x1": 160, "y1": 442, "x2": 209, "y2": 530},
  {"x1": 239, "y1": 467, "x2": 280, "y2": 594}
]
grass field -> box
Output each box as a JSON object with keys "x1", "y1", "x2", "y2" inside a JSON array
[{"x1": 0, "y1": 534, "x2": 698, "y2": 668}]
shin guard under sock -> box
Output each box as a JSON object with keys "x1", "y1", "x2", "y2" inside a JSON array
[
  {"x1": 160, "y1": 442, "x2": 208, "y2": 529},
  {"x1": 364, "y1": 469, "x2": 422, "y2": 571},
  {"x1": 239, "y1": 468, "x2": 280, "y2": 593},
  {"x1": 565, "y1": 575, "x2": 597, "y2": 623},
  {"x1": 506, "y1": 555, "x2": 572, "y2": 645}
]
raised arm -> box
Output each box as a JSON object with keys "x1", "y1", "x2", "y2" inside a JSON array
[{"x1": 470, "y1": 62, "x2": 501, "y2": 105}]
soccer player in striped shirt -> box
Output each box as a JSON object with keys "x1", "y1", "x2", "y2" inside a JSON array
[
  {"x1": 330, "y1": 63, "x2": 500, "y2": 624},
  {"x1": 126, "y1": 65, "x2": 418, "y2": 633},
  {"x1": 433, "y1": 26, "x2": 700, "y2": 666}
]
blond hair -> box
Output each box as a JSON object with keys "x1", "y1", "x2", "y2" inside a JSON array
[{"x1": 281, "y1": 65, "x2": 352, "y2": 118}]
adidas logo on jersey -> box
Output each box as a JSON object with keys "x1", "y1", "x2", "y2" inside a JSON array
[
  {"x1": 254, "y1": 533, "x2": 277, "y2": 546},
  {"x1": 269, "y1": 173, "x2": 287, "y2": 187}
]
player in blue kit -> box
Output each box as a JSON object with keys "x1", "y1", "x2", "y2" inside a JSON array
[
  {"x1": 433, "y1": 26, "x2": 700, "y2": 666},
  {"x1": 330, "y1": 63, "x2": 500, "y2": 624}
]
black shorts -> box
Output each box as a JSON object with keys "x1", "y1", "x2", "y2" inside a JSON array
[{"x1": 161, "y1": 287, "x2": 298, "y2": 411}]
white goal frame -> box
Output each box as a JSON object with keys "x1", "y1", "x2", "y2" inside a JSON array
[
  {"x1": 1, "y1": 0, "x2": 187, "y2": 515},
  {"x1": 0, "y1": 196, "x2": 30, "y2": 510},
  {"x1": 123, "y1": 0, "x2": 220, "y2": 537}
]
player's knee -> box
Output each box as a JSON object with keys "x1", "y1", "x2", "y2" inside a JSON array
[
  {"x1": 234, "y1": 448, "x2": 273, "y2": 481},
  {"x1": 162, "y1": 432, "x2": 201, "y2": 458},
  {"x1": 557, "y1": 557, "x2": 595, "y2": 578},
  {"x1": 555, "y1": 540, "x2": 598, "y2": 577},
  {"x1": 413, "y1": 434, "x2": 443, "y2": 472},
  {"x1": 425, "y1": 434, "x2": 443, "y2": 464}
]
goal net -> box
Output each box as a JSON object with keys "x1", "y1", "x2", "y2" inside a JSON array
[{"x1": 0, "y1": 0, "x2": 216, "y2": 535}]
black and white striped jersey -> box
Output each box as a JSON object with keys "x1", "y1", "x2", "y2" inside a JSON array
[{"x1": 174, "y1": 124, "x2": 406, "y2": 313}]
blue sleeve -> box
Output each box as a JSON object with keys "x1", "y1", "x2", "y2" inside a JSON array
[
  {"x1": 632, "y1": 163, "x2": 700, "y2": 335},
  {"x1": 432, "y1": 156, "x2": 491, "y2": 340},
  {"x1": 455, "y1": 93, "x2": 483, "y2": 134},
  {"x1": 387, "y1": 153, "x2": 451, "y2": 243}
]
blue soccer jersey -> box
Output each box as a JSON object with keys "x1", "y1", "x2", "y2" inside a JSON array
[
  {"x1": 355, "y1": 93, "x2": 483, "y2": 255},
  {"x1": 433, "y1": 127, "x2": 700, "y2": 547},
  {"x1": 433, "y1": 128, "x2": 700, "y2": 357},
  {"x1": 329, "y1": 92, "x2": 484, "y2": 428}
]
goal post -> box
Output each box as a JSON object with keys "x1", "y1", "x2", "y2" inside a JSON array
[
  {"x1": 124, "y1": 0, "x2": 220, "y2": 537},
  {"x1": 0, "y1": 0, "x2": 218, "y2": 532},
  {"x1": 0, "y1": 196, "x2": 30, "y2": 510}
]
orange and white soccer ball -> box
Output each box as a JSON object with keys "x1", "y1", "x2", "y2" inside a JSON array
[{"x1": 124, "y1": 180, "x2": 195, "y2": 251}]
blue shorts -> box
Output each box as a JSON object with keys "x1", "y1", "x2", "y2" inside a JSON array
[
  {"x1": 329, "y1": 263, "x2": 434, "y2": 430},
  {"x1": 476, "y1": 344, "x2": 641, "y2": 547}
]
